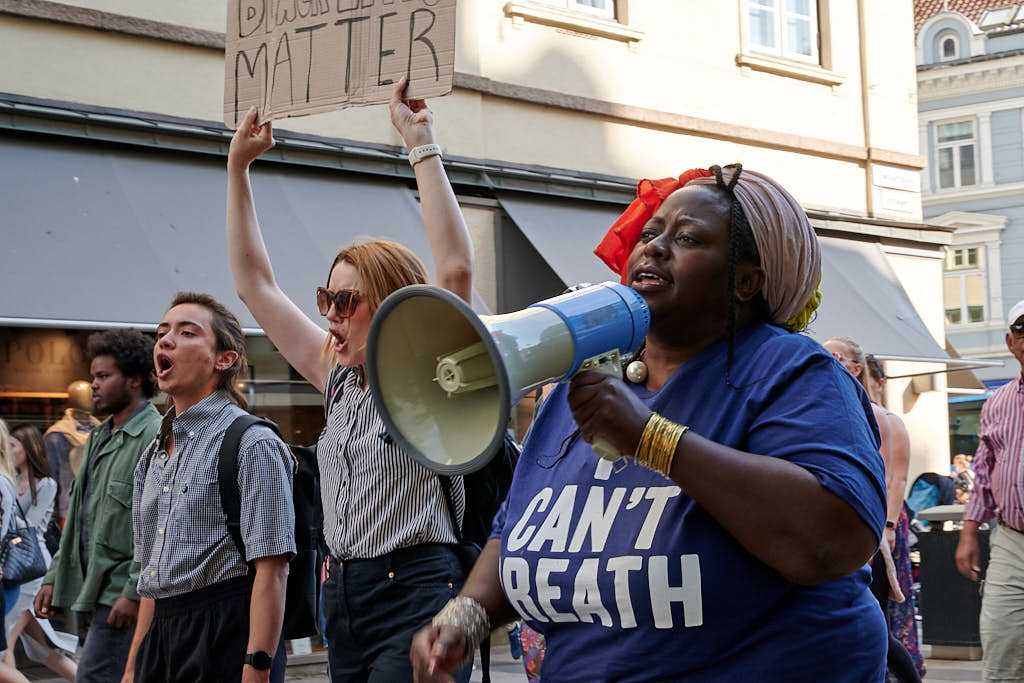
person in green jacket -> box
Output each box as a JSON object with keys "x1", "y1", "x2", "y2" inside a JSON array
[{"x1": 34, "y1": 329, "x2": 160, "y2": 683}]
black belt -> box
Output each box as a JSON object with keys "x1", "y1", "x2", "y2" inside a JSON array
[{"x1": 329, "y1": 543, "x2": 453, "y2": 574}]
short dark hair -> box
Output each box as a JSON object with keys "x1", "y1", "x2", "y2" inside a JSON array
[
  {"x1": 168, "y1": 292, "x2": 249, "y2": 409},
  {"x1": 87, "y1": 329, "x2": 157, "y2": 398}
]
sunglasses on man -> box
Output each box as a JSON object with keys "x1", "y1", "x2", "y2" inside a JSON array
[
  {"x1": 1011, "y1": 320, "x2": 1024, "y2": 336},
  {"x1": 316, "y1": 287, "x2": 361, "y2": 318}
]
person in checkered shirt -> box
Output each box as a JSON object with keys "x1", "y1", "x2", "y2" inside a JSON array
[{"x1": 122, "y1": 292, "x2": 295, "y2": 683}]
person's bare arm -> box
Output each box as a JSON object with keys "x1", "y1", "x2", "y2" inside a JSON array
[
  {"x1": 227, "y1": 107, "x2": 331, "y2": 391},
  {"x1": 569, "y1": 372, "x2": 879, "y2": 586},
  {"x1": 388, "y1": 79, "x2": 473, "y2": 304},
  {"x1": 883, "y1": 413, "x2": 911, "y2": 547},
  {"x1": 120, "y1": 597, "x2": 154, "y2": 683},
  {"x1": 243, "y1": 556, "x2": 289, "y2": 683}
]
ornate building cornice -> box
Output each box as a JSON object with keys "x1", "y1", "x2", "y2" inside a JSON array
[{"x1": 918, "y1": 54, "x2": 1024, "y2": 101}]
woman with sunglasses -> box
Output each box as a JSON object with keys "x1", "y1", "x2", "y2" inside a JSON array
[{"x1": 226, "y1": 81, "x2": 474, "y2": 682}]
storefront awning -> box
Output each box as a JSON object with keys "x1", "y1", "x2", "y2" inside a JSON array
[
  {"x1": 0, "y1": 135, "x2": 484, "y2": 331},
  {"x1": 497, "y1": 193, "x2": 621, "y2": 287},
  {"x1": 499, "y1": 196, "x2": 991, "y2": 369},
  {"x1": 811, "y1": 239, "x2": 999, "y2": 373},
  {"x1": 807, "y1": 237, "x2": 949, "y2": 361}
]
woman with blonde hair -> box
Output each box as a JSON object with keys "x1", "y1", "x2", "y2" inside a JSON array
[
  {"x1": 226, "y1": 80, "x2": 474, "y2": 681},
  {"x1": 0, "y1": 421, "x2": 30, "y2": 683},
  {"x1": 824, "y1": 336, "x2": 924, "y2": 680}
]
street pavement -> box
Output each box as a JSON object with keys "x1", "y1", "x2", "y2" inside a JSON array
[
  {"x1": 18, "y1": 641, "x2": 984, "y2": 681},
  {"x1": 278, "y1": 640, "x2": 985, "y2": 683}
]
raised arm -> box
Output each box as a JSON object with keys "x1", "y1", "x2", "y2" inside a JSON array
[
  {"x1": 227, "y1": 107, "x2": 331, "y2": 392},
  {"x1": 389, "y1": 79, "x2": 473, "y2": 304}
]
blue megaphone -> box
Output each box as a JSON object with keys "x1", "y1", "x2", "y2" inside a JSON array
[{"x1": 366, "y1": 282, "x2": 650, "y2": 475}]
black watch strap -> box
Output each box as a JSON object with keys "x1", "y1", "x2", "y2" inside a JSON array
[{"x1": 245, "y1": 651, "x2": 273, "y2": 671}]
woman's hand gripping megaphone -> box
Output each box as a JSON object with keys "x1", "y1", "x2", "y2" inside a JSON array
[{"x1": 567, "y1": 364, "x2": 653, "y2": 461}]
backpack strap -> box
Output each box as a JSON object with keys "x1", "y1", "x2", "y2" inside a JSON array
[
  {"x1": 437, "y1": 476, "x2": 463, "y2": 544},
  {"x1": 218, "y1": 414, "x2": 278, "y2": 563},
  {"x1": 480, "y1": 638, "x2": 491, "y2": 683},
  {"x1": 437, "y1": 476, "x2": 491, "y2": 683},
  {"x1": 324, "y1": 366, "x2": 352, "y2": 420}
]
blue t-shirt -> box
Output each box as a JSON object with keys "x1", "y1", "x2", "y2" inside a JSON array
[{"x1": 491, "y1": 323, "x2": 888, "y2": 682}]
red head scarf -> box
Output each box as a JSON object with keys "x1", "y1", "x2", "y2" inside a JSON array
[{"x1": 594, "y1": 168, "x2": 714, "y2": 283}]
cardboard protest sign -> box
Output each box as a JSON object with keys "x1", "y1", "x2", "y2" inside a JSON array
[{"x1": 224, "y1": 0, "x2": 457, "y2": 128}]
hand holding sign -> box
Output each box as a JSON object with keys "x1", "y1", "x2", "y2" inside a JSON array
[
  {"x1": 390, "y1": 77, "x2": 435, "y2": 150},
  {"x1": 228, "y1": 107, "x2": 275, "y2": 171}
]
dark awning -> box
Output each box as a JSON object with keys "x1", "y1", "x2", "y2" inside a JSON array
[
  {"x1": 0, "y1": 135, "x2": 484, "y2": 331},
  {"x1": 497, "y1": 193, "x2": 621, "y2": 287},
  {"x1": 807, "y1": 237, "x2": 949, "y2": 360}
]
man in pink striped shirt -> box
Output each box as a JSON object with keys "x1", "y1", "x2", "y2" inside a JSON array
[{"x1": 956, "y1": 299, "x2": 1024, "y2": 681}]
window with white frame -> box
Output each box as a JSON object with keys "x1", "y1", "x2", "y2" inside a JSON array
[
  {"x1": 746, "y1": 0, "x2": 819, "y2": 63},
  {"x1": 938, "y1": 32, "x2": 959, "y2": 61},
  {"x1": 943, "y1": 246, "x2": 987, "y2": 324},
  {"x1": 935, "y1": 120, "x2": 977, "y2": 190},
  {"x1": 540, "y1": 0, "x2": 616, "y2": 19}
]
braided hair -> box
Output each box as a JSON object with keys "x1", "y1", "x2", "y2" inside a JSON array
[{"x1": 711, "y1": 164, "x2": 765, "y2": 379}]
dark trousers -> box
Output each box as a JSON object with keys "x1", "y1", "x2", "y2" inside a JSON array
[
  {"x1": 77, "y1": 605, "x2": 135, "y2": 683},
  {"x1": 134, "y1": 576, "x2": 286, "y2": 683},
  {"x1": 324, "y1": 544, "x2": 472, "y2": 683},
  {"x1": 870, "y1": 552, "x2": 922, "y2": 683}
]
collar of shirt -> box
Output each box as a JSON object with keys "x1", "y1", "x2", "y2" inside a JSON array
[
  {"x1": 158, "y1": 391, "x2": 234, "y2": 449},
  {"x1": 99, "y1": 399, "x2": 153, "y2": 440}
]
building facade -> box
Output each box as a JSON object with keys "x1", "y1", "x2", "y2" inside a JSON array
[
  {"x1": 1, "y1": 1, "x2": 957, "y2": 481},
  {"x1": 915, "y1": 0, "x2": 1024, "y2": 453}
]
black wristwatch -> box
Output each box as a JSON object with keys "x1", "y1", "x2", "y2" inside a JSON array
[{"x1": 245, "y1": 651, "x2": 273, "y2": 671}]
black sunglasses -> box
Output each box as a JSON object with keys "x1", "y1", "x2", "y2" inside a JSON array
[
  {"x1": 316, "y1": 287, "x2": 361, "y2": 317},
  {"x1": 1011, "y1": 321, "x2": 1024, "y2": 335}
]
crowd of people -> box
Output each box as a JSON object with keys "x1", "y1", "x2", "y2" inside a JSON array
[{"x1": 0, "y1": 81, "x2": 1020, "y2": 683}]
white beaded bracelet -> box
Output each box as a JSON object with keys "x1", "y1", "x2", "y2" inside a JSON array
[
  {"x1": 432, "y1": 596, "x2": 490, "y2": 664},
  {"x1": 408, "y1": 143, "x2": 442, "y2": 167}
]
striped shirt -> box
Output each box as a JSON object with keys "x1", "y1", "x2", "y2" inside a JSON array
[
  {"x1": 965, "y1": 375, "x2": 1024, "y2": 531},
  {"x1": 318, "y1": 365, "x2": 464, "y2": 560},
  {"x1": 132, "y1": 391, "x2": 295, "y2": 599}
]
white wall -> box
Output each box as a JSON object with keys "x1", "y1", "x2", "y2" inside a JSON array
[{"x1": 0, "y1": 1, "x2": 922, "y2": 217}]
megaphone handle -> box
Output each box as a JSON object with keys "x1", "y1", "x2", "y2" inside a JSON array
[
  {"x1": 591, "y1": 436, "x2": 623, "y2": 461},
  {"x1": 572, "y1": 350, "x2": 630, "y2": 462}
]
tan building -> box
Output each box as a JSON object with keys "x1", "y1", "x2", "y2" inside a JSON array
[{"x1": 0, "y1": 1, "x2": 978, "y2": 481}]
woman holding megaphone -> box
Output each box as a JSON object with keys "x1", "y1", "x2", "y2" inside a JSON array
[
  {"x1": 226, "y1": 80, "x2": 474, "y2": 682},
  {"x1": 411, "y1": 166, "x2": 891, "y2": 682}
]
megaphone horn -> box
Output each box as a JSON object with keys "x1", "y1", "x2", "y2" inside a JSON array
[{"x1": 366, "y1": 282, "x2": 650, "y2": 475}]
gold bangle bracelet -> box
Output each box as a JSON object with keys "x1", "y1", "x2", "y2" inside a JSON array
[{"x1": 635, "y1": 413, "x2": 689, "y2": 477}]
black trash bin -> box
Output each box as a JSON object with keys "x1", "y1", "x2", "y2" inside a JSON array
[{"x1": 916, "y1": 505, "x2": 990, "y2": 658}]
